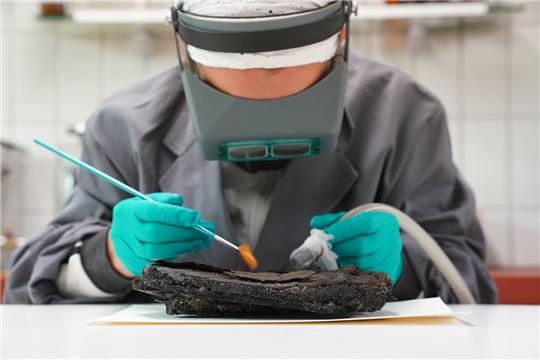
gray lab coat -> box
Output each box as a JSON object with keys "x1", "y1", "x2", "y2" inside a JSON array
[{"x1": 4, "y1": 52, "x2": 497, "y2": 304}]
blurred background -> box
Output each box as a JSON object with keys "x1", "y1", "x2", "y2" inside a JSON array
[{"x1": 0, "y1": 0, "x2": 539, "y2": 302}]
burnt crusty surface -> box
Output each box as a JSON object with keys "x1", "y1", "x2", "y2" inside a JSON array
[{"x1": 132, "y1": 261, "x2": 393, "y2": 316}]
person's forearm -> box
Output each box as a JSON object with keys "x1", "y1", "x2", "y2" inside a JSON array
[
  {"x1": 75, "y1": 229, "x2": 132, "y2": 295},
  {"x1": 56, "y1": 229, "x2": 133, "y2": 300}
]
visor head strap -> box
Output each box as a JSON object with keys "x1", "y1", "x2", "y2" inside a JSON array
[{"x1": 170, "y1": 1, "x2": 354, "y2": 71}]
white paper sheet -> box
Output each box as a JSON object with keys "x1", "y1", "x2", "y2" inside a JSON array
[{"x1": 91, "y1": 297, "x2": 456, "y2": 325}]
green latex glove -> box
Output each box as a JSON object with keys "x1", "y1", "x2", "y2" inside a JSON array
[
  {"x1": 109, "y1": 192, "x2": 214, "y2": 276},
  {"x1": 310, "y1": 211, "x2": 403, "y2": 285}
]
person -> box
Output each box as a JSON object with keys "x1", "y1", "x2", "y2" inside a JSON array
[{"x1": 4, "y1": 0, "x2": 497, "y2": 304}]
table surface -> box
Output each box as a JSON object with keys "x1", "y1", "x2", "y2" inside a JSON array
[{"x1": 2, "y1": 304, "x2": 539, "y2": 359}]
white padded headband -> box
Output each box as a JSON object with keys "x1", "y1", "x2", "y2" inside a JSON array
[{"x1": 180, "y1": 0, "x2": 340, "y2": 69}]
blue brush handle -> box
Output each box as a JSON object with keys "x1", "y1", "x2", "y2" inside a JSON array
[{"x1": 33, "y1": 138, "x2": 222, "y2": 244}]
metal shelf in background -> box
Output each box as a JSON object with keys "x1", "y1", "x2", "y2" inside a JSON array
[
  {"x1": 57, "y1": 0, "x2": 537, "y2": 26},
  {"x1": 352, "y1": 2, "x2": 489, "y2": 20},
  {"x1": 68, "y1": 2, "x2": 491, "y2": 25},
  {"x1": 70, "y1": 8, "x2": 168, "y2": 24}
]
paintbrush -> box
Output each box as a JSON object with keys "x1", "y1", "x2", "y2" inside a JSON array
[{"x1": 34, "y1": 138, "x2": 258, "y2": 270}]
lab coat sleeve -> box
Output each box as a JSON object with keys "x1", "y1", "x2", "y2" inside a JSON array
[
  {"x1": 389, "y1": 106, "x2": 497, "y2": 304},
  {"x1": 56, "y1": 240, "x2": 119, "y2": 298},
  {"x1": 4, "y1": 114, "x2": 135, "y2": 304},
  {"x1": 55, "y1": 230, "x2": 132, "y2": 299}
]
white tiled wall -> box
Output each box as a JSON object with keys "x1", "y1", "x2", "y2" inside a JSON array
[
  {"x1": 56, "y1": 26, "x2": 102, "y2": 126},
  {"x1": 1, "y1": 2, "x2": 539, "y2": 266},
  {"x1": 483, "y1": 210, "x2": 512, "y2": 266},
  {"x1": 512, "y1": 120, "x2": 539, "y2": 207},
  {"x1": 463, "y1": 119, "x2": 508, "y2": 208},
  {"x1": 463, "y1": 19, "x2": 508, "y2": 117},
  {"x1": 511, "y1": 24, "x2": 540, "y2": 115},
  {"x1": 415, "y1": 24, "x2": 460, "y2": 115}
]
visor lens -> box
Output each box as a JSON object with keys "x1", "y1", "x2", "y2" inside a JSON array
[
  {"x1": 271, "y1": 143, "x2": 311, "y2": 157},
  {"x1": 220, "y1": 139, "x2": 319, "y2": 162},
  {"x1": 228, "y1": 146, "x2": 268, "y2": 161}
]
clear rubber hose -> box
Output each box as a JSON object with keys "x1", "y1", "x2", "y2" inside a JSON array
[{"x1": 342, "y1": 203, "x2": 476, "y2": 304}]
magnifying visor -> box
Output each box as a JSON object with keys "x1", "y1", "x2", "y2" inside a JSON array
[{"x1": 170, "y1": 1, "x2": 355, "y2": 162}]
